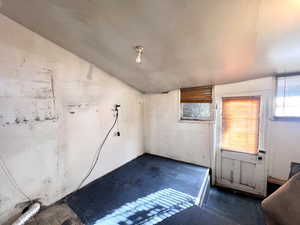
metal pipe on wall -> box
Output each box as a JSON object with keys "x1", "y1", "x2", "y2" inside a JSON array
[{"x1": 11, "y1": 202, "x2": 40, "y2": 225}]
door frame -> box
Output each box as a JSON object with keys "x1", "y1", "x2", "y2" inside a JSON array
[{"x1": 212, "y1": 91, "x2": 269, "y2": 196}]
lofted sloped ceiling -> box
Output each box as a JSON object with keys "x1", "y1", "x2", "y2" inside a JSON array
[{"x1": 0, "y1": 0, "x2": 300, "y2": 93}]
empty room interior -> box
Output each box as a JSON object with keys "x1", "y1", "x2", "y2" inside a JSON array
[{"x1": 1, "y1": 1, "x2": 300, "y2": 225}]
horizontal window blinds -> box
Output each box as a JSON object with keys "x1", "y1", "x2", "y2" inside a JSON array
[
  {"x1": 221, "y1": 96, "x2": 260, "y2": 154},
  {"x1": 180, "y1": 86, "x2": 212, "y2": 103}
]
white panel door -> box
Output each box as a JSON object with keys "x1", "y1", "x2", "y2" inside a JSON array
[{"x1": 215, "y1": 94, "x2": 268, "y2": 196}]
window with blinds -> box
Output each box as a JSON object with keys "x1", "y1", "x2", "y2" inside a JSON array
[
  {"x1": 275, "y1": 75, "x2": 300, "y2": 118},
  {"x1": 180, "y1": 86, "x2": 213, "y2": 120},
  {"x1": 221, "y1": 96, "x2": 260, "y2": 154}
]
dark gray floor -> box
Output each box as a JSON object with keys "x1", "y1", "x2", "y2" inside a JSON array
[
  {"x1": 66, "y1": 154, "x2": 208, "y2": 225},
  {"x1": 157, "y1": 205, "x2": 238, "y2": 225},
  {"x1": 66, "y1": 154, "x2": 266, "y2": 225},
  {"x1": 205, "y1": 187, "x2": 265, "y2": 225},
  {"x1": 159, "y1": 187, "x2": 266, "y2": 225}
]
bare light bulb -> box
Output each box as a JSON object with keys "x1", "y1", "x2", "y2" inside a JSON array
[
  {"x1": 135, "y1": 46, "x2": 143, "y2": 64},
  {"x1": 136, "y1": 53, "x2": 142, "y2": 64}
]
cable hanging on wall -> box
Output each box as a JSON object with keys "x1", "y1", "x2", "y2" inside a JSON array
[
  {"x1": 0, "y1": 155, "x2": 32, "y2": 202},
  {"x1": 77, "y1": 104, "x2": 121, "y2": 190}
]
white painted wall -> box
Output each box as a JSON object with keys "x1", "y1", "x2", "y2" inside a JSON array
[
  {"x1": 268, "y1": 119, "x2": 300, "y2": 179},
  {"x1": 0, "y1": 14, "x2": 144, "y2": 223},
  {"x1": 144, "y1": 90, "x2": 212, "y2": 167},
  {"x1": 144, "y1": 77, "x2": 300, "y2": 182}
]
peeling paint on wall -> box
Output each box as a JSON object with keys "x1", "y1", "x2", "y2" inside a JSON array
[
  {"x1": 0, "y1": 74, "x2": 58, "y2": 126},
  {"x1": 0, "y1": 14, "x2": 143, "y2": 224},
  {"x1": 67, "y1": 103, "x2": 91, "y2": 114}
]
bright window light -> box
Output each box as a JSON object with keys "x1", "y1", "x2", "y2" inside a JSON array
[
  {"x1": 275, "y1": 75, "x2": 300, "y2": 118},
  {"x1": 181, "y1": 103, "x2": 211, "y2": 120}
]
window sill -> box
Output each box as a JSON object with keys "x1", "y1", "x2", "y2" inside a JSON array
[
  {"x1": 178, "y1": 119, "x2": 214, "y2": 124},
  {"x1": 271, "y1": 116, "x2": 300, "y2": 122}
]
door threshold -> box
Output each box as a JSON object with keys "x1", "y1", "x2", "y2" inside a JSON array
[{"x1": 214, "y1": 183, "x2": 265, "y2": 199}]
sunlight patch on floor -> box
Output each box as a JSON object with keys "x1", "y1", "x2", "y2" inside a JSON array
[{"x1": 94, "y1": 188, "x2": 196, "y2": 225}]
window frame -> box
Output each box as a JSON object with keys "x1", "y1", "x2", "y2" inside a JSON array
[
  {"x1": 180, "y1": 102, "x2": 213, "y2": 121},
  {"x1": 273, "y1": 74, "x2": 300, "y2": 121},
  {"x1": 178, "y1": 87, "x2": 214, "y2": 122}
]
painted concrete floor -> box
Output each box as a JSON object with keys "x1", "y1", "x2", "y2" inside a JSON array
[
  {"x1": 66, "y1": 154, "x2": 265, "y2": 225},
  {"x1": 159, "y1": 187, "x2": 265, "y2": 225},
  {"x1": 205, "y1": 187, "x2": 265, "y2": 225}
]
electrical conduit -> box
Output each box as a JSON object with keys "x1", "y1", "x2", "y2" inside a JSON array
[{"x1": 11, "y1": 202, "x2": 41, "y2": 225}]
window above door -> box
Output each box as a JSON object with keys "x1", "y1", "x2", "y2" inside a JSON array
[{"x1": 275, "y1": 74, "x2": 300, "y2": 119}]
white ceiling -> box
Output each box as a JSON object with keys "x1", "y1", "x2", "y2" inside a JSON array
[{"x1": 1, "y1": 0, "x2": 300, "y2": 93}]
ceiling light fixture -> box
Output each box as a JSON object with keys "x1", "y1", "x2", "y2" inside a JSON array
[{"x1": 135, "y1": 46, "x2": 144, "y2": 64}]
